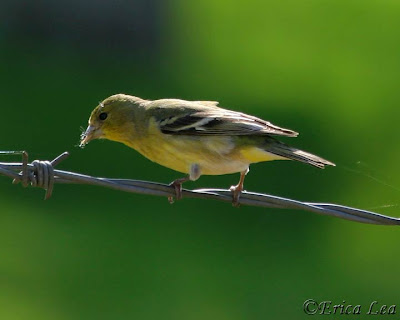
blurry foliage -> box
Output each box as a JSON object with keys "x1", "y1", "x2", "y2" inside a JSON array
[{"x1": 0, "y1": 0, "x2": 399, "y2": 319}]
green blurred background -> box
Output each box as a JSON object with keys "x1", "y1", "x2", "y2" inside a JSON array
[{"x1": 1, "y1": 0, "x2": 400, "y2": 319}]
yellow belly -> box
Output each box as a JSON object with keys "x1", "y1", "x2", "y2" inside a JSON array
[{"x1": 123, "y1": 133, "x2": 284, "y2": 176}]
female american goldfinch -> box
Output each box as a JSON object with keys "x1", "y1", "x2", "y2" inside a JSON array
[{"x1": 80, "y1": 94, "x2": 334, "y2": 205}]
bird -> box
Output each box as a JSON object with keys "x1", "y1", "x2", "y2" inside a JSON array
[{"x1": 80, "y1": 94, "x2": 335, "y2": 205}]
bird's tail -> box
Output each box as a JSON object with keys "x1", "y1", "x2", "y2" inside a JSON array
[{"x1": 265, "y1": 139, "x2": 335, "y2": 169}]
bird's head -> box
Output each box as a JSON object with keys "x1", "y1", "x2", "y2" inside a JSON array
[{"x1": 80, "y1": 93, "x2": 145, "y2": 148}]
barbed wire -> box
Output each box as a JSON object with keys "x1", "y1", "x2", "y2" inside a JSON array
[{"x1": 0, "y1": 150, "x2": 399, "y2": 226}]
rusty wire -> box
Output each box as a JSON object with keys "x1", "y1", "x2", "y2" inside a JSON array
[{"x1": 0, "y1": 151, "x2": 399, "y2": 225}]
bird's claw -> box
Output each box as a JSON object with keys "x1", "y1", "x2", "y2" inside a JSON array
[
  {"x1": 168, "y1": 180, "x2": 183, "y2": 204},
  {"x1": 230, "y1": 185, "x2": 243, "y2": 207}
]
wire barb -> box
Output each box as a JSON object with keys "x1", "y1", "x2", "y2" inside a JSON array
[
  {"x1": 0, "y1": 151, "x2": 399, "y2": 225},
  {"x1": 9, "y1": 151, "x2": 69, "y2": 200}
]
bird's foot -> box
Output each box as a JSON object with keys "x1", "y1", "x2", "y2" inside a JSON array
[
  {"x1": 168, "y1": 176, "x2": 189, "y2": 204},
  {"x1": 229, "y1": 184, "x2": 243, "y2": 207}
]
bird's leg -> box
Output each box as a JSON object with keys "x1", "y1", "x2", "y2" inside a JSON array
[
  {"x1": 168, "y1": 163, "x2": 201, "y2": 204},
  {"x1": 229, "y1": 168, "x2": 249, "y2": 207}
]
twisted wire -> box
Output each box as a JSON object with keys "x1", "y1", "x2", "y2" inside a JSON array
[
  {"x1": 0, "y1": 151, "x2": 399, "y2": 226},
  {"x1": 6, "y1": 151, "x2": 69, "y2": 200}
]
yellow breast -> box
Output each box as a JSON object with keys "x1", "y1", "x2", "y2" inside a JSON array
[{"x1": 109, "y1": 120, "x2": 283, "y2": 176}]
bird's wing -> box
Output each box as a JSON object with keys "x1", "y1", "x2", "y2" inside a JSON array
[
  {"x1": 192, "y1": 101, "x2": 219, "y2": 107},
  {"x1": 149, "y1": 100, "x2": 298, "y2": 137}
]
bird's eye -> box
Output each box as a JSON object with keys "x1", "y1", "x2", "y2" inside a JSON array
[{"x1": 99, "y1": 112, "x2": 108, "y2": 120}]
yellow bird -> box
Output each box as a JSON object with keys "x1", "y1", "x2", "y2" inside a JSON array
[{"x1": 80, "y1": 94, "x2": 334, "y2": 205}]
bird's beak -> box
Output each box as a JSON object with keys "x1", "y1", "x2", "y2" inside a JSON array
[{"x1": 80, "y1": 125, "x2": 103, "y2": 148}]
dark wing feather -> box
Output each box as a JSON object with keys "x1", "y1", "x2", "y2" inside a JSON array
[{"x1": 159, "y1": 110, "x2": 298, "y2": 137}]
